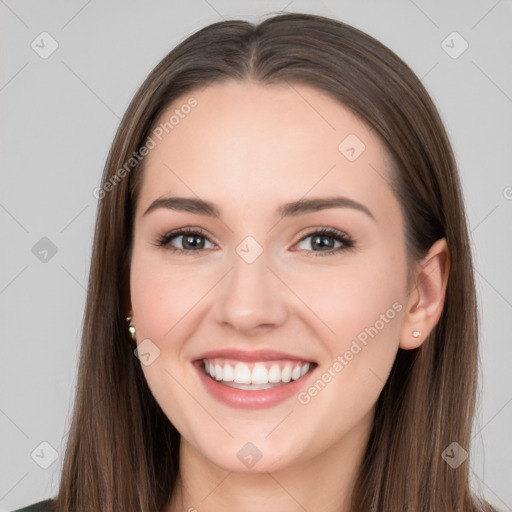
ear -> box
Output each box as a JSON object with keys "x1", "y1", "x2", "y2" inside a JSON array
[{"x1": 399, "y1": 238, "x2": 450, "y2": 350}]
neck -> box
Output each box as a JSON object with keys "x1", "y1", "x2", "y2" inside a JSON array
[{"x1": 167, "y1": 408, "x2": 374, "y2": 512}]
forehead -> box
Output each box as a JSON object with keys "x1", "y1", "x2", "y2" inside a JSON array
[{"x1": 136, "y1": 80, "x2": 397, "y2": 222}]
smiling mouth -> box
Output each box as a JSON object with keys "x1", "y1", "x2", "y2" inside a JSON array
[{"x1": 198, "y1": 358, "x2": 317, "y2": 390}]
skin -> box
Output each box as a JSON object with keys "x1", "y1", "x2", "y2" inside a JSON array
[{"x1": 128, "y1": 80, "x2": 449, "y2": 512}]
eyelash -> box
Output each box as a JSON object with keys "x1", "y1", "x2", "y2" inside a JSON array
[{"x1": 154, "y1": 226, "x2": 355, "y2": 257}]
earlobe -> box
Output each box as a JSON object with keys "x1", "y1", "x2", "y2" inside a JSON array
[{"x1": 399, "y1": 238, "x2": 450, "y2": 350}]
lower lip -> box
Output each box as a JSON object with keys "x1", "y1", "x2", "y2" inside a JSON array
[{"x1": 193, "y1": 360, "x2": 317, "y2": 410}]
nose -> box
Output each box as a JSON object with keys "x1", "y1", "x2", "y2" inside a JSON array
[{"x1": 213, "y1": 246, "x2": 289, "y2": 336}]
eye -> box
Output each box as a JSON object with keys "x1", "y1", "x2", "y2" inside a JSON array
[
  {"x1": 154, "y1": 226, "x2": 354, "y2": 257},
  {"x1": 293, "y1": 227, "x2": 354, "y2": 257},
  {"x1": 154, "y1": 227, "x2": 215, "y2": 255}
]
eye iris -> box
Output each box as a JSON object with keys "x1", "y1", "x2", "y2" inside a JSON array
[
  {"x1": 312, "y1": 235, "x2": 334, "y2": 250},
  {"x1": 182, "y1": 234, "x2": 204, "y2": 250}
]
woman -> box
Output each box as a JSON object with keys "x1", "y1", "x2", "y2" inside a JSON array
[{"x1": 13, "y1": 12, "x2": 498, "y2": 512}]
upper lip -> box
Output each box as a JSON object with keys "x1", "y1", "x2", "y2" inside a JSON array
[{"x1": 194, "y1": 348, "x2": 316, "y2": 363}]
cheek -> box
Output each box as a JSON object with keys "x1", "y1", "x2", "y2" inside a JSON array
[
  {"x1": 291, "y1": 251, "x2": 406, "y2": 349},
  {"x1": 291, "y1": 257, "x2": 405, "y2": 443},
  {"x1": 130, "y1": 264, "x2": 171, "y2": 341},
  {"x1": 291, "y1": 250, "x2": 405, "y2": 402},
  {"x1": 130, "y1": 246, "x2": 206, "y2": 341},
  {"x1": 129, "y1": 251, "x2": 205, "y2": 433}
]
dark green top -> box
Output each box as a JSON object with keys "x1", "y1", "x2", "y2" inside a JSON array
[{"x1": 10, "y1": 499, "x2": 53, "y2": 512}]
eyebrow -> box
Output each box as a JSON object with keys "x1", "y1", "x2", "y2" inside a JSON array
[{"x1": 143, "y1": 195, "x2": 375, "y2": 220}]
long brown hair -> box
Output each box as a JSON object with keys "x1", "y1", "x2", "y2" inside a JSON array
[{"x1": 52, "y1": 12, "x2": 496, "y2": 512}]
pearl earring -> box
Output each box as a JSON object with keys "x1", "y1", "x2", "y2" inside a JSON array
[
  {"x1": 412, "y1": 330, "x2": 421, "y2": 338},
  {"x1": 126, "y1": 316, "x2": 136, "y2": 340}
]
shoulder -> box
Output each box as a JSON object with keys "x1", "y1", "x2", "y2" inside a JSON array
[{"x1": 9, "y1": 498, "x2": 53, "y2": 512}]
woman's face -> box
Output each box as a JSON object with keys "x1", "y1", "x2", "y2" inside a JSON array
[{"x1": 129, "y1": 80, "x2": 410, "y2": 473}]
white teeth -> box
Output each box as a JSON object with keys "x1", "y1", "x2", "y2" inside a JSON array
[
  {"x1": 291, "y1": 365, "x2": 301, "y2": 381},
  {"x1": 222, "y1": 363, "x2": 235, "y2": 382},
  {"x1": 281, "y1": 366, "x2": 292, "y2": 383},
  {"x1": 202, "y1": 360, "x2": 311, "y2": 385},
  {"x1": 251, "y1": 364, "x2": 269, "y2": 385},
  {"x1": 268, "y1": 364, "x2": 281, "y2": 383},
  {"x1": 234, "y1": 363, "x2": 252, "y2": 384}
]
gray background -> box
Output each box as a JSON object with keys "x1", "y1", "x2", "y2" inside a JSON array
[{"x1": 1, "y1": 1, "x2": 511, "y2": 510}]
